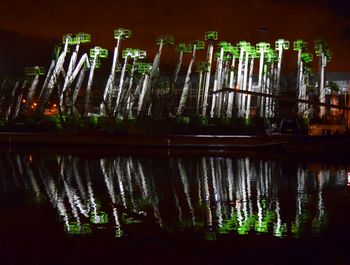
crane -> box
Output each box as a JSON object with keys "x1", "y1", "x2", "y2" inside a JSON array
[
  {"x1": 315, "y1": 40, "x2": 332, "y2": 118},
  {"x1": 60, "y1": 33, "x2": 91, "y2": 112},
  {"x1": 101, "y1": 28, "x2": 132, "y2": 116},
  {"x1": 124, "y1": 49, "x2": 147, "y2": 118},
  {"x1": 256, "y1": 42, "x2": 271, "y2": 117},
  {"x1": 201, "y1": 31, "x2": 218, "y2": 117},
  {"x1": 84, "y1": 47, "x2": 108, "y2": 117},
  {"x1": 177, "y1": 40, "x2": 205, "y2": 116},
  {"x1": 210, "y1": 41, "x2": 232, "y2": 117}
]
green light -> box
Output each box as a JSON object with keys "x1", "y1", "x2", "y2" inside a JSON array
[
  {"x1": 137, "y1": 63, "x2": 152, "y2": 74},
  {"x1": 249, "y1": 47, "x2": 259, "y2": 58},
  {"x1": 305, "y1": 67, "x2": 313, "y2": 75},
  {"x1": 115, "y1": 228, "x2": 123, "y2": 238},
  {"x1": 218, "y1": 214, "x2": 238, "y2": 234},
  {"x1": 90, "y1": 47, "x2": 108, "y2": 58},
  {"x1": 54, "y1": 44, "x2": 62, "y2": 59},
  {"x1": 255, "y1": 221, "x2": 268, "y2": 233},
  {"x1": 90, "y1": 211, "x2": 109, "y2": 224},
  {"x1": 314, "y1": 39, "x2": 330, "y2": 58},
  {"x1": 218, "y1": 41, "x2": 231, "y2": 49},
  {"x1": 193, "y1": 40, "x2": 205, "y2": 50},
  {"x1": 125, "y1": 64, "x2": 133, "y2": 72},
  {"x1": 205, "y1": 31, "x2": 218, "y2": 41},
  {"x1": 132, "y1": 49, "x2": 147, "y2": 59},
  {"x1": 114, "y1": 28, "x2": 132, "y2": 39},
  {"x1": 156, "y1": 35, "x2": 175, "y2": 45},
  {"x1": 65, "y1": 223, "x2": 92, "y2": 235},
  {"x1": 77, "y1": 32, "x2": 91, "y2": 43},
  {"x1": 177, "y1": 43, "x2": 187, "y2": 52},
  {"x1": 237, "y1": 41, "x2": 251, "y2": 50},
  {"x1": 177, "y1": 116, "x2": 190, "y2": 124},
  {"x1": 25, "y1": 66, "x2": 45, "y2": 76},
  {"x1": 64, "y1": 33, "x2": 91, "y2": 45},
  {"x1": 90, "y1": 58, "x2": 101, "y2": 68},
  {"x1": 195, "y1": 61, "x2": 208, "y2": 72},
  {"x1": 275, "y1": 39, "x2": 290, "y2": 50},
  {"x1": 265, "y1": 49, "x2": 277, "y2": 63},
  {"x1": 122, "y1": 48, "x2": 134, "y2": 59},
  {"x1": 215, "y1": 51, "x2": 232, "y2": 61},
  {"x1": 122, "y1": 213, "x2": 143, "y2": 224},
  {"x1": 301, "y1": 52, "x2": 313, "y2": 63},
  {"x1": 256, "y1": 42, "x2": 270, "y2": 53},
  {"x1": 325, "y1": 49, "x2": 332, "y2": 61},
  {"x1": 227, "y1": 45, "x2": 240, "y2": 57},
  {"x1": 273, "y1": 223, "x2": 287, "y2": 237},
  {"x1": 182, "y1": 44, "x2": 193, "y2": 53},
  {"x1": 293, "y1": 39, "x2": 307, "y2": 51},
  {"x1": 291, "y1": 222, "x2": 300, "y2": 237},
  {"x1": 237, "y1": 224, "x2": 250, "y2": 235},
  {"x1": 62, "y1": 34, "x2": 72, "y2": 44}
]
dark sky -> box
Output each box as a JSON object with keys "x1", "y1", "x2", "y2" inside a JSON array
[{"x1": 1, "y1": 0, "x2": 350, "y2": 75}]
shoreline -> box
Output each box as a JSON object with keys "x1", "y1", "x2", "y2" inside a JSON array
[{"x1": 0, "y1": 132, "x2": 349, "y2": 159}]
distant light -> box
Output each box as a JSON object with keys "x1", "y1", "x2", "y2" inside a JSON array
[
  {"x1": 30, "y1": 106, "x2": 34, "y2": 109},
  {"x1": 33, "y1": 102, "x2": 37, "y2": 106},
  {"x1": 22, "y1": 99, "x2": 26, "y2": 103},
  {"x1": 53, "y1": 104, "x2": 57, "y2": 108},
  {"x1": 347, "y1": 172, "x2": 350, "y2": 187}
]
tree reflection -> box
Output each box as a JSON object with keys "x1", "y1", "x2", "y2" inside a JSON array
[{"x1": 0, "y1": 154, "x2": 348, "y2": 239}]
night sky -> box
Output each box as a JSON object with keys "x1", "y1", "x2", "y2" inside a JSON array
[{"x1": 1, "y1": 0, "x2": 350, "y2": 75}]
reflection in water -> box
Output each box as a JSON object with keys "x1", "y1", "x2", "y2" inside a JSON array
[{"x1": 0, "y1": 154, "x2": 348, "y2": 239}]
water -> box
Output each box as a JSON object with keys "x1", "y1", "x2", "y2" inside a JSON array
[{"x1": 0, "y1": 152, "x2": 349, "y2": 264}]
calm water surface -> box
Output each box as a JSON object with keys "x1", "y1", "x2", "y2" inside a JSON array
[{"x1": 0, "y1": 152, "x2": 350, "y2": 264}]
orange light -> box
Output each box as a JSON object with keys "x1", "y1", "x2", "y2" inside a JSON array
[
  {"x1": 30, "y1": 106, "x2": 34, "y2": 109},
  {"x1": 33, "y1": 102, "x2": 37, "y2": 106},
  {"x1": 53, "y1": 104, "x2": 57, "y2": 108},
  {"x1": 22, "y1": 99, "x2": 26, "y2": 103}
]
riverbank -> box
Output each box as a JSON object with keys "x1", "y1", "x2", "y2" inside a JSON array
[{"x1": 0, "y1": 131, "x2": 349, "y2": 158}]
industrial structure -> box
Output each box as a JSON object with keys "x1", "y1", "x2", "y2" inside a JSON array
[{"x1": 0, "y1": 30, "x2": 349, "y2": 134}]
